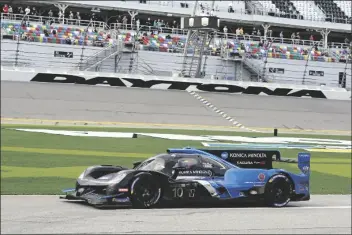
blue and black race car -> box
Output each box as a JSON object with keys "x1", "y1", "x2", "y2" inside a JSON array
[{"x1": 60, "y1": 148, "x2": 311, "y2": 208}]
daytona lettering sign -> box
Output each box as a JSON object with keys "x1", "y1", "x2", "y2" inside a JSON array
[{"x1": 29, "y1": 73, "x2": 328, "y2": 99}]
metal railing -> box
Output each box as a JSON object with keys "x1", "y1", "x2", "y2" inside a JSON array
[
  {"x1": 242, "y1": 55, "x2": 262, "y2": 75},
  {"x1": 79, "y1": 40, "x2": 123, "y2": 71},
  {"x1": 2, "y1": 13, "x2": 350, "y2": 50},
  {"x1": 1, "y1": 13, "x2": 107, "y2": 29},
  {"x1": 109, "y1": 23, "x2": 351, "y2": 50},
  {"x1": 110, "y1": 23, "x2": 189, "y2": 36},
  {"x1": 1, "y1": 40, "x2": 93, "y2": 69}
]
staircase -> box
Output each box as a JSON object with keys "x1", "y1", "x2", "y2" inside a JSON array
[
  {"x1": 115, "y1": 50, "x2": 137, "y2": 73},
  {"x1": 115, "y1": 49, "x2": 154, "y2": 75},
  {"x1": 215, "y1": 37, "x2": 239, "y2": 80},
  {"x1": 78, "y1": 25, "x2": 120, "y2": 71},
  {"x1": 242, "y1": 56, "x2": 263, "y2": 81},
  {"x1": 181, "y1": 30, "x2": 211, "y2": 78},
  {"x1": 78, "y1": 41, "x2": 123, "y2": 71}
]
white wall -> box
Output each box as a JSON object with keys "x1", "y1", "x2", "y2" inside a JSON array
[
  {"x1": 87, "y1": 50, "x2": 253, "y2": 80},
  {"x1": 264, "y1": 58, "x2": 351, "y2": 89},
  {"x1": 1, "y1": 40, "x2": 103, "y2": 70}
]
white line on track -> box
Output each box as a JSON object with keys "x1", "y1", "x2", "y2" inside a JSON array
[{"x1": 187, "y1": 91, "x2": 260, "y2": 132}]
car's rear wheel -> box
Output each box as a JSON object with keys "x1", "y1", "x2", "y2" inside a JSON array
[
  {"x1": 264, "y1": 174, "x2": 293, "y2": 207},
  {"x1": 129, "y1": 173, "x2": 162, "y2": 209}
]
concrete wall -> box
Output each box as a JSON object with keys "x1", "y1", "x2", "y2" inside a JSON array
[
  {"x1": 90, "y1": 50, "x2": 254, "y2": 81},
  {"x1": 1, "y1": 40, "x2": 103, "y2": 70},
  {"x1": 1, "y1": 39, "x2": 254, "y2": 81},
  {"x1": 264, "y1": 58, "x2": 351, "y2": 89}
]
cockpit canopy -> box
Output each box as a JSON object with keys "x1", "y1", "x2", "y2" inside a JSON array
[{"x1": 134, "y1": 153, "x2": 232, "y2": 177}]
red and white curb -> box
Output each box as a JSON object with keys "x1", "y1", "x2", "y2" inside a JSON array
[{"x1": 188, "y1": 91, "x2": 260, "y2": 133}]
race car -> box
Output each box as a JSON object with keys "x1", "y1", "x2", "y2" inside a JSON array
[{"x1": 60, "y1": 147, "x2": 310, "y2": 208}]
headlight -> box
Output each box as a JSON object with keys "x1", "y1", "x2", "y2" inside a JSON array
[{"x1": 108, "y1": 172, "x2": 127, "y2": 184}]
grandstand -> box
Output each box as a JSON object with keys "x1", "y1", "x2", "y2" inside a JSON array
[{"x1": 1, "y1": 0, "x2": 351, "y2": 89}]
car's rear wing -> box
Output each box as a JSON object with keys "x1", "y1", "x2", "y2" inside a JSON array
[
  {"x1": 168, "y1": 147, "x2": 308, "y2": 170},
  {"x1": 297, "y1": 152, "x2": 311, "y2": 176}
]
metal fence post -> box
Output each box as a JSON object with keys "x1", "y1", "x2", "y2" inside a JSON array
[
  {"x1": 302, "y1": 42, "x2": 318, "y2": 85},
  {"x1": 14, "y1": 14, "x2": 27, "y2": 67},
  {"x1": 79, "y1": 21, "x2": 93, "y2": 70}
]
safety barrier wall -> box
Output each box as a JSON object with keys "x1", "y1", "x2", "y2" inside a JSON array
[
  {"x1": 1, "y1": 66, "x2": 350, "y2": 100},
  {"x1": 0, "y1": 39, "x2": 255, "y2": 81},
  {"x1": 89, "y1": 50, "x2": 253, "y2": 80},
  {"x1": 248, "y1": 58, "x2": 351, "y2": 89},
  {"x1": 1, "y1": 40, "x2": 104, "y2": 69}
]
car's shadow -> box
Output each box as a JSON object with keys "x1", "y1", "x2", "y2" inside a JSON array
[{"x1": 61, "y1": 200, "x2": 304, "y2": 210}]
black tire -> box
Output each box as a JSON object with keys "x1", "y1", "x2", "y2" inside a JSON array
[
  {"x1": 129, "y1": 173, "x2": 162, "y2": 209},
  {"x1": 264, "y1": 174, "x2": 293, "y2": 207}
]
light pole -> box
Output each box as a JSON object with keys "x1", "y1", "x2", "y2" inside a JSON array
[
  {"x1": 302, "y1": 41, "x2": 318, "y2": 85},
  {"x1": 14, "y1": 14, "x2": 27, "y2": 67},
  {"x1": 79, "y1": 20, "x2": 93, "y2": 70}
]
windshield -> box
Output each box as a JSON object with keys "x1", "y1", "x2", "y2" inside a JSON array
[
  {"x1": 133, "y1": 153, "x2": 234, "y2": 176},
  {"x1": 134, "y1": 157, "x2": 166, "y2": 171}
]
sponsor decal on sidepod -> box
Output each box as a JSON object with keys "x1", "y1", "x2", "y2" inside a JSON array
[
  {"x1": 258, "y1": 173, "x2": 266, "y2": 181},
  {"x1": 221, "y1": 152, "x2": 229, "y2": 160}
]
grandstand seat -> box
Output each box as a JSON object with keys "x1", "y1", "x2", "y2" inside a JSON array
[
  {"x1": 334, "y1": 1, "x2": 351, "y2": 18},
  {"x1": 116, "y1": 30, "x2": 342, "y2": 63},
  {"x1": 211, "y1": 1, "x2": 246, "y2": 13},
  {"x1": 314, "y1": 0, "x2": 349, "y2": 23},
  {"x1": 271, "y1": 0, "x2": 301, "y2": 19},
  {"x1": 1, "y1": 21, "x2": 114, "y2": 47},
  {"x1": 258, "y1": 1, "x2": 280, "y2": 15},
  {"x1": 291, "y1": 1, "x2": 326, "y2": 21}
]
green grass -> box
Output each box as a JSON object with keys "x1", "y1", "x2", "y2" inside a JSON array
[{"x1": 1, "y1": 124, "x2": 351, "y2": 195}]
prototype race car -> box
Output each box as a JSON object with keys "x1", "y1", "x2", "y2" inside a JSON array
[{"x1": 60, "y1": 148, "x2": 310, "y2": 208}]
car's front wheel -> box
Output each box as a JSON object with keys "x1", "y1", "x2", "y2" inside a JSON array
[
  {"x1": 129, "y1": 173, "x2": 162, "y2": 209},
  {"x1": 264, "y1": 174, "x2": 293, "y2": 207}
]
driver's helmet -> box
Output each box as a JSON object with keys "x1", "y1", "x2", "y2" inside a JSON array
[{"x1": 175, "y1": 158, "x2": 198, "y2": 168}]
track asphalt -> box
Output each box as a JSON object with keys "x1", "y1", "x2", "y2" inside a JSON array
[
  {"x1": 1, "y1": 81, "x2": 351, "y2": 134},
  {"x1": 1, "y1": 195, "x2": 351, "y2": 234}
]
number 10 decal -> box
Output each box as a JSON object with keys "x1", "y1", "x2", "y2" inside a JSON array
[{"x1": 172, "y1": 188, "x2": 195, "y2": 198}]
